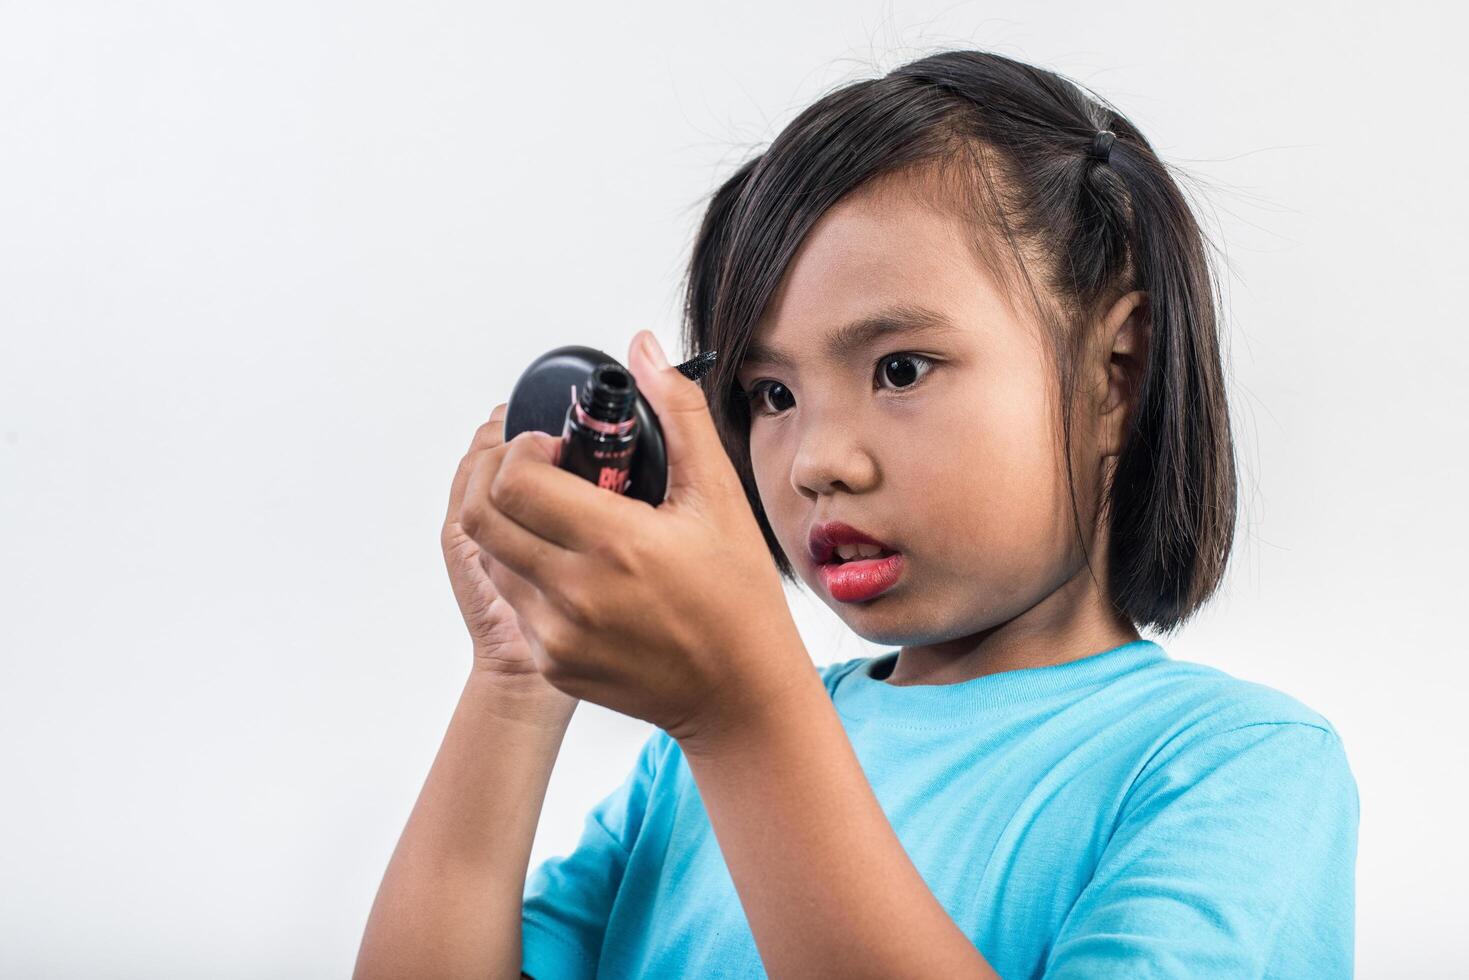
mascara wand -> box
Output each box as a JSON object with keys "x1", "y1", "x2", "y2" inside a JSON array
[{"x1": 674, "y1": 349, "x2": 719, "y2": 382}]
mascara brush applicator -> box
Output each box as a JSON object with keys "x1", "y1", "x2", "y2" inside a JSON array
[{"x1": 673, "y1": 349, "x2": 719, "y2": 382}]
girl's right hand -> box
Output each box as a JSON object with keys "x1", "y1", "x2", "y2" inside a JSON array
[{"x1": 441, "y1": 403, "x2": 578, "y2": 713}]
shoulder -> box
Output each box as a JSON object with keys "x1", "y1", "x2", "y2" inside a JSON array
[
  {"x1": 1117, "y1": 651, "x2": 1344, "y2": 741},
  {"x1": 1050, "y1": 661, "x2": 1360, "y2": 978},
  {"x1": 1114, "y1": 653, "x2": 1358, "y2": 810}
]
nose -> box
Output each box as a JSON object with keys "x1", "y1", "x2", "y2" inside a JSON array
[{"x1": 788, "y1": 404, "x2": 879, "y2": 499}]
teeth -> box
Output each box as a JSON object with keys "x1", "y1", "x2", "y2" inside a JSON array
[{"x1": 834, "y1": 542, "x2": 885, "y2": 561}]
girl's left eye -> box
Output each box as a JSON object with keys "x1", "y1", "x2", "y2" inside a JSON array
[{"x1": 875, "y1": 353, "x2": 935, "y2": 391}]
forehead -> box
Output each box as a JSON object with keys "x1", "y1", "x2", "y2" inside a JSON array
[{"x1": 745, "y1": 173, "x2": 1021, "y2": 368}]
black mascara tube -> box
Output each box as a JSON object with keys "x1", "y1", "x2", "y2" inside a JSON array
[
  {"x1": 560, "y1": 363, "x2": 639, "y2": 494},
  {"x1": 557, "y1": 350, "x2": 718, "y2": 493}
]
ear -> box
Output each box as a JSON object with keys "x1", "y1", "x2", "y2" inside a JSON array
[{"x1": 1096, "y1": 290, "x2": 1150, "y2": 458}]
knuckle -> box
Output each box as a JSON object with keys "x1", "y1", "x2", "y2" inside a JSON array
[
  {"x1": 457, "y1": 496, "x2": 483, "y2": 536},
  {"x1": 472, "y1": 415, "x2": 508, "y2": 449},
  {"x1": 625, "y1": 529, "x2": 657, "y2": 567},
  {"x1": 538, "y1": 617, "x2": 578, "y2": 664},
  {"x1": 539, "y1": 655, "x2": 574, "y2": 688},
  {"x1": 589, "y1": 535, "x2": 635, "y2": 573},
  {"x1": 509, "y1": 430, "x2": 552, "y2": 464},
  {"x1": 557, "y1": 585, "x2": 598, "y2": 629},
  {"x1": 488, "y1": 465, "x2": 525, "y2": 511}
]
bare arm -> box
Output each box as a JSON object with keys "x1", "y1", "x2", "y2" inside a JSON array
[
  {"x1": 678, "y1": 632, "x2": 1001, "y2": 980},
  {"x1": 352, "y1": 670, "x2": 578, "y2": 980}
]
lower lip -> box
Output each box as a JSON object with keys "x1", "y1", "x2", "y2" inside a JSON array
[{"x1": 817, "y1": 552, "x2": 904, "y2": 603}]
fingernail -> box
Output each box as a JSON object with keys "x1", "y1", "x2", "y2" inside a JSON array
[{"x1": 641, "y1": 331, "x2": 670, "y2": 370}]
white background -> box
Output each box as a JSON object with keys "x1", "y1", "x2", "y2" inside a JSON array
[{"x1": 2, "y1": 2, "x2": 1462, "y2": 976}]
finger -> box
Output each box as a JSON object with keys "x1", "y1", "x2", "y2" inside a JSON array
[
  {"x1": 625, "y1": 330, "x2": 731, "y2": 506},
  {"x1": 445, "y1": 403, "x2": 508, "y2": 528},
  {"x1": 461, "y1": 437, "x2": 575, "y2": 587},
  {"x1": 494, "y1": 430, "x2": 648, "y2": 551}
]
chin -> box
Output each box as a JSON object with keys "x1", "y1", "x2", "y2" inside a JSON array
[{"x1": 826, "y1": 589, "x2": 948, "y2": 647}]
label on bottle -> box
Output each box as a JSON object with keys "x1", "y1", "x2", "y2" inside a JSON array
[
  {"x1": 597, "y1": 467, "x2": 631, "y2": 493},
  {"x1": 560, "y1": 409, "x2": 637, "y2": 495}
]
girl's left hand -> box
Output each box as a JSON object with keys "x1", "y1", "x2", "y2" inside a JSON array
[{"x1": 458, "y1": 330, "x2": 808, "y2": 749}]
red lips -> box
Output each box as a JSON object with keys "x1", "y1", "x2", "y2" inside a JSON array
[
  {"x1": 807, "y1": 521, "x2": 896, "y2": 565},
  {"x1": 806, "y1": 521, "x2": 905, "y2": 602}
]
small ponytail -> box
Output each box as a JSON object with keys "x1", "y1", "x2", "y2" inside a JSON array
[{"x1": 1083, "y1": 121, "x2": 1236, "y2": 632}]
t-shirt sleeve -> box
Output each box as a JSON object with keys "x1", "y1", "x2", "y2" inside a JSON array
[
  {"x1": 1043, "y1": 721, "x2": 1359, "y2": 979},
  {"x1": 520, "y1": 727, "x2": 664, "y2": 980}
]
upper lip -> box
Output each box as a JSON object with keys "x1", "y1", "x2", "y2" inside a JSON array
[{"x1": 807, "y1": 520, "x2": 898, "y2": 565}]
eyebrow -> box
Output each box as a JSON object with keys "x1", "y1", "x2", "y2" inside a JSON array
[{"x1": 740, "y1": 304, "x2": 961, "y2": 372}]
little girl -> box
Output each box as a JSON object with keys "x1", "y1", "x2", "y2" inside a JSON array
[{"x1": 355, "y1": 49, "x2": 1358, "y2": 980}]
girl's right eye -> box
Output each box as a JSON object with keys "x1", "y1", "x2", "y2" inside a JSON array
[{"x1": 745, "y1": 380, "x2": 795, "y2": 416}]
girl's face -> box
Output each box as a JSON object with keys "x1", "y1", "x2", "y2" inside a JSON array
[{"x1": 736, "y1": 171, "x2": 1124, "y2": 662}]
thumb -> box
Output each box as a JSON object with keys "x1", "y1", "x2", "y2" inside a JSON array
[{"x1": 626, "y1": 329, "x2": 729, "y2": 506}]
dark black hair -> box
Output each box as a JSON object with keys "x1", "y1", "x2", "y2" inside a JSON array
[{"x1": 679, "y1": 49, "x2": 1236, "y2": 635}]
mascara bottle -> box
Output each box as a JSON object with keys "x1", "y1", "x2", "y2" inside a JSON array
[
  {"x1": 560, "y1": 363, "x2": 639, "y2": 494},
  {"x1": 505, "y1": 345, "x2": 717, "y2": 505}
]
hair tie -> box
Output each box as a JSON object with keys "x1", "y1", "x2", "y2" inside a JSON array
[{"x1": 1089, "y1": 129, "x2": 1117, "y2": 165}]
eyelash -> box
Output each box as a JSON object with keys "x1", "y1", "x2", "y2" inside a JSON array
[{"x1": 743, "y1": 352, "x2": 937, "y2": 417}]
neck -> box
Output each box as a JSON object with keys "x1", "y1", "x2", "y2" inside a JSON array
[{"x1": 885, "y1": 560, "x2": 1139, "y2": 686}]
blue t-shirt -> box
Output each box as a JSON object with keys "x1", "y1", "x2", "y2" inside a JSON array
[{"x1": 521, "y1": 639, "x2": 1358, "y2": 978}]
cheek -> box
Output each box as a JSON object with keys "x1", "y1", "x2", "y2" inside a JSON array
[
  {"x1": 896, "y1": 371, "x2": 1071, "y2": 566},
  {"x1": 742, "y1": 366, "x2": 1074, "y2": 587},
  {"x1": 747, "y1": 430, "x2": 802, "y2": 562}
]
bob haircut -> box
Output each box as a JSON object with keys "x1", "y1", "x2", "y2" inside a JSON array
[{"x1": 679, "y1": 49, "x2": 1236, "y2": 635}]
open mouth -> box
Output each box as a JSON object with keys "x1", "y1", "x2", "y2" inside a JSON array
[
  {"x1": 824, "y1": 544, "x2": 899, "y2": 565},
  {"x1": 806, "y1": 519, "x2": 905, "y2": 603}
]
